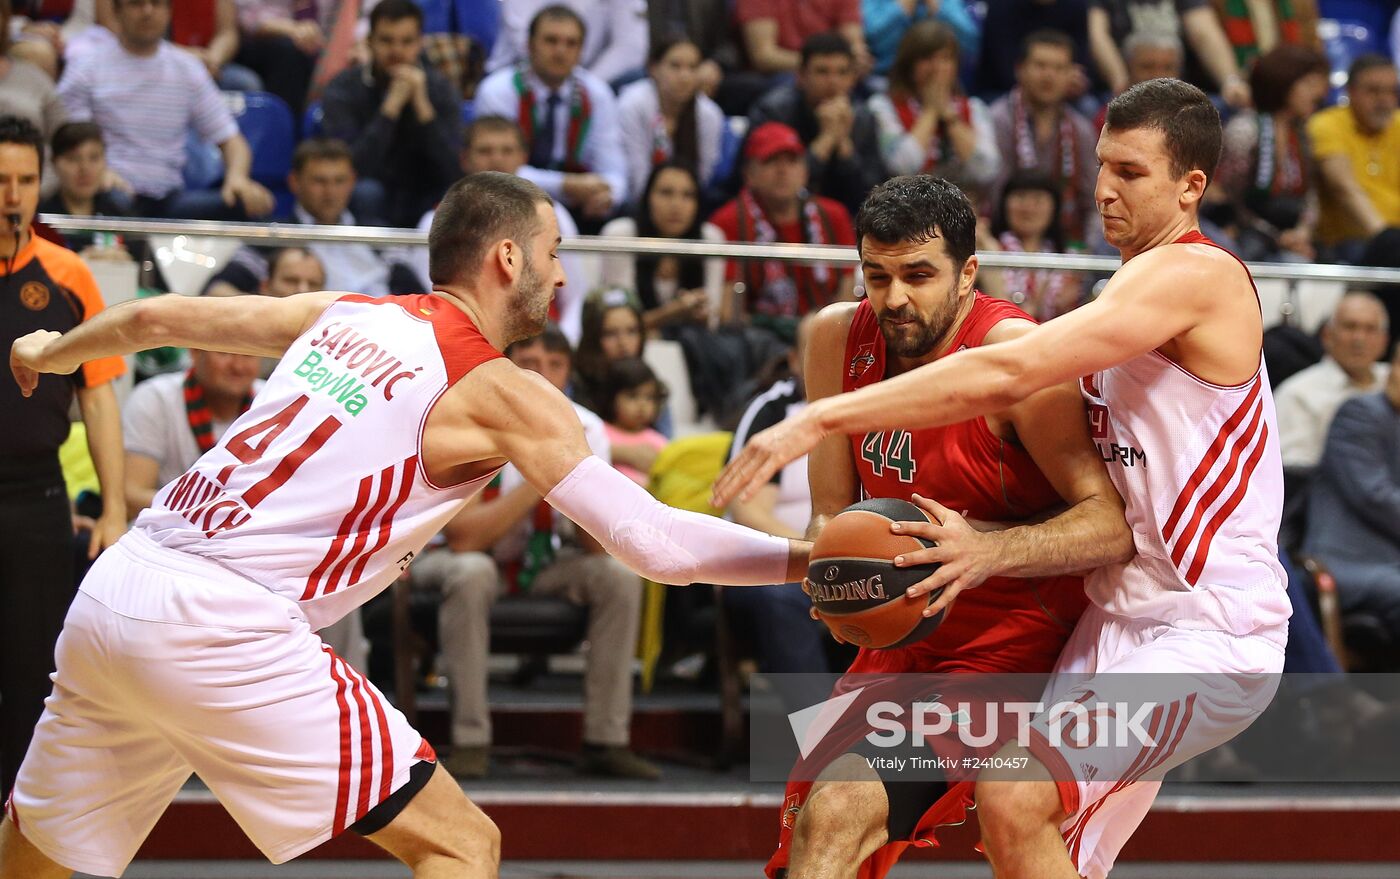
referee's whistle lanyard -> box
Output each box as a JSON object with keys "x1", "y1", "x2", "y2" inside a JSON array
[{"x1": 4, "y1": 213, "x2": 19, "y2": 289}]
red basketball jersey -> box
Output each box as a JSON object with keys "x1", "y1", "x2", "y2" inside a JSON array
[{"x1": 840, "y1": 293, "x2": 1089, "y2": 674}]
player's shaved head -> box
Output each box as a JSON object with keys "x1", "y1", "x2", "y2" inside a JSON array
[{"x1": 428, "y1": 171, "x2": 553, "y2": 286}]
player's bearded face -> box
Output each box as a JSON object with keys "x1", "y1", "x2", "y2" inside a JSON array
[
  {"x1": 506, "y1": 249, "x2": 551, "y2": 339},
  {"x1": 877, "y1": 272, "x2": 961, "y2": 358}
]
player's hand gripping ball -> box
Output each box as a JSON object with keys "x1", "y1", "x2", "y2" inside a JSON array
[{"x1": 806, "y1": 498, "x2": 944, "y2": 648}]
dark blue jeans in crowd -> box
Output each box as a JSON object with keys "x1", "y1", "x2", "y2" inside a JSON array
[{"x1": 721, "y1": 580, "x2": 831, "y2": 674}]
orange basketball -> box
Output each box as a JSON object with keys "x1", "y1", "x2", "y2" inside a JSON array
[{"x1": 807, "y1": 498, "x2": 945, "y2": 649}]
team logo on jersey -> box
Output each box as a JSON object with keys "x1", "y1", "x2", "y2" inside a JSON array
[
  {"x1": 19, "y1": 281, "x2": 49, "y2": 311},
  {"x1": 782, "y1": 793, "x2": 803, "y2": 829},
  {"x1": 848, "y1": 344, "x2": 876, "y2": 379}
]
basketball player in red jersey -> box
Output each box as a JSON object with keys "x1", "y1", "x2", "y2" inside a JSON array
[
  {"x1": 2, "y1": 172, "x2": 809, "y2": 879},
  {"x1": 719, "y1": 79, "x2": 1291, "y2": 879},
  {"x1": 766, "y1": 176, "x2": 1135, "y2": 879}
]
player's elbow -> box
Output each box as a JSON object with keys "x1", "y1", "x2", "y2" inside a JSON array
[
  {"x1": 125, "y1": 295, "x2": 179, "y2": 348},
  {"x1": 1097, "y1": 498, "x2": 1135, "y2": 565}
]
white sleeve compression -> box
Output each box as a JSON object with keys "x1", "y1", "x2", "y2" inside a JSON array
[{"x1": 544, "y1": 455, "x2": 792, "y2": 586}]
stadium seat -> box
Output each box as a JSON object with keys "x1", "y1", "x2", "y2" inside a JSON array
[
  {"x1": 302, "y1": 100, "x2": 324, "y2": 139},
  {"x1": 1318, "y1": 18, "x2": 1380, "y2": 102},
  {"x1": 224, "y1": 90, "x2": 296, "y2": 216}
]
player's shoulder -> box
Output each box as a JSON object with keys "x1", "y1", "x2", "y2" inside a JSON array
[
  {"x1": 981, "y1": 315, "x2": 1039, "y2": 345},
  {"x1": 1131, "y1": 238, "x2": 1250, "y2": 291},
  {"x1": 811, "y1": 299, "x2": 862, "y2": 342}
]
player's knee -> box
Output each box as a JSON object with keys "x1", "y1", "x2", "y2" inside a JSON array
[
  {"x1": 422, "y1": 806, "x2": 500, "y2": 871},
  {"x1": 975, "y1": 775, "x2": 1063, "y2": 841},
  {"x1": 793, "y1": 782, "x2": 884, "y2": 855}
]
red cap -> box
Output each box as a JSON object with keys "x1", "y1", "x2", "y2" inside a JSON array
[{"x1": 745, "y1": 122, "x2": 805, "y2": 162}]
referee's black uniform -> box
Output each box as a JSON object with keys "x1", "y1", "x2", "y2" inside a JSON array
[{"x1": 0, "y1": 233, "x2": 125, "y2": 797}]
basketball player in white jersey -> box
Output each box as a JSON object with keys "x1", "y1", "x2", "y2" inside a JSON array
[
  {"x1": 715, "y1": 78, "x2": 1290, "y2": 878},
  {"x1": 3, "y1": 172, "x2": 809, "y2": 879}
]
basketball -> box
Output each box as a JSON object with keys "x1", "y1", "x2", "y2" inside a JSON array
[{"x1": 806, "y1": 498, "x2": 945, "y2": 649}]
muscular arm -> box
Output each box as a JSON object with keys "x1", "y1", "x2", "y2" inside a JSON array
[
  {"x1": 714, "y1": 243, "x2": 1255, "y2": 505},
  {"x1": 11, "y1": 291, "x2": 343, "y2": 393},
  {"x1": 889, "y1": 321, "x2": 1134, "y2": 613},
  {"x1": 803, "y1": 302, "x2": 863, "y2": 543},
  {"x1": 460, "y1": 361, "x2": 809, "y2": 585}
]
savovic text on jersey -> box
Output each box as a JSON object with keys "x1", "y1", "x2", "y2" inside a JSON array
[{"x1": 133, "y1": 294, "x2": 503, "y2": 631}]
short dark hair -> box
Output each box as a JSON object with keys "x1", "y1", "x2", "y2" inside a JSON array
[
  {"x1": 51, "y1": 121, "x2": 104, "y2": 159},
  {"x1": 801, "y1": 32, "x2": 853, "y2": 68},
  {"x1": 1105, "y1": 78, "x2": 1221, "y2": 184},
  {"x1": 292, "y1": 137, "x2": 354, "y2": 173},
  {"x1": 528, "y1": 4, "x2": 586, "y2": 42},
  {"x1": 855, "y1": 175, "x2": 977, "y2": 268},
  {"x1": 505, "y1": 322, "x2": 572, "y2": 359},
  {"x1": 0, "y1": 115, "x2": 44, "y2": 165},
  {"x1": 369, "y1": 0, "x2": 422, "y2": 33},
  {"x1": 1250, "y1": 45, "x2": 1328, "y2": 114},
  {"x1": 464, "y1": 115, "x2": 527, "y2": 152},
  {"x1": 598, "y1": 357, "x2": 666, "y2": 424},
  {"x1": 1018, "y1": 29, "x2": 1074, "y2": 65},
  {"x1": 1348, "y1": 53, "x2": 1396, "y2": 86},
  {"x1": 428, "y1": 172, "x2": 552, "y2": 286}
]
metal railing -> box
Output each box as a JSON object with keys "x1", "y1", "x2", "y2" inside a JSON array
[{"x1": 39, "y1": 214, "x2": 1400, "y2": 286}]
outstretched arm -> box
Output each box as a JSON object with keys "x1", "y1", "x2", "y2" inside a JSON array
[
  {"x1": 889, "y1": 322, "x2": 1135, "y2": 617},
  {"x1": 11, "y1": 291, "x2": 342, "y2": 396},
  {"x1": 467, "y1": 362, "x2": 810, "y2": 585},
  {"x1": 713, "y1": 243, "x2": 1236, "y2": 505}
]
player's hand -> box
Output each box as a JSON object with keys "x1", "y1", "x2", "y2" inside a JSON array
[
  {"x1": 891, "y1": 494, "x2": 999, "y2": 619},
  {"x1": 10, "y1": 329, "x2": 68, "y2": 396},
  {"x1": 801, "y1": 579, "x2": 848, "y2": 643},
  {"x1": 87, "y1": 510, "x2": 128, "y2": 559},
  {"x1": 712, "y1": 403, "x2": 827, "y2": 507}
]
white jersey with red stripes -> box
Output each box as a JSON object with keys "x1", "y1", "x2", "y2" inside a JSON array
[
  {"x1": 1078, "y1": 233, "x2": 1290, "y2": 644},
  {"x1": 132, "y1": 293, "x2": 503, "y2": 631}
]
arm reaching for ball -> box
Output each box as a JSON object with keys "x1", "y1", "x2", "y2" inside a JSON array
[{"x1": 467, "y1": 363, "x2": 811, "y2": 586}]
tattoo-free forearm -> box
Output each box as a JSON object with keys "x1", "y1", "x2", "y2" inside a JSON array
[{"x1": 985, "y1": 494, "x2": 1133, "y2": 579}]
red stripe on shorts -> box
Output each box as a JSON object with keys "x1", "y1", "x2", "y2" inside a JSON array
[
  {"x1": 345, "y1": 660, "x2": 397, "y2": 803},
  {"x1": 1067, "y1": 702, "x2": 1172, "y2": 863},
  {"x1": 325, "y1": 647, "x2": 353, "y2": 835},
  {"x1": 343, "y1": 657, "x2": 376, "y2": 823}
]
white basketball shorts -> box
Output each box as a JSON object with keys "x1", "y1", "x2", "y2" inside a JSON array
[
  {"x1": 1023, "y1": 603, "x2": 1286, "y2": 879},
  {"x1": 7, "y1": 530, "x2": 432, "y2": 878}
]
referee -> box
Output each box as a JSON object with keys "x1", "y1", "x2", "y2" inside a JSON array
[{"x1": 0, "y1": 116, "x2": 127, "y2": 798}]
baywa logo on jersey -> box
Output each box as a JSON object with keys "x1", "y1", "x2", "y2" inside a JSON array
[
  {"x1": 849, "y1": 343, "x2": 876, "y2": 379},
  {"x1": 293, "y1": 323, "x2": 426, "y2": 416}
]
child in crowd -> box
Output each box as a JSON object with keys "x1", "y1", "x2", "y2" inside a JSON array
[{"x1": 599, "y1": 357, "x2": 669, "y2": 487}]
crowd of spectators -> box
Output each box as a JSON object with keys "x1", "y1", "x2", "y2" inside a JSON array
[{"x1": 4, "y1": 0, "x2": 1400, "y2": 785}]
